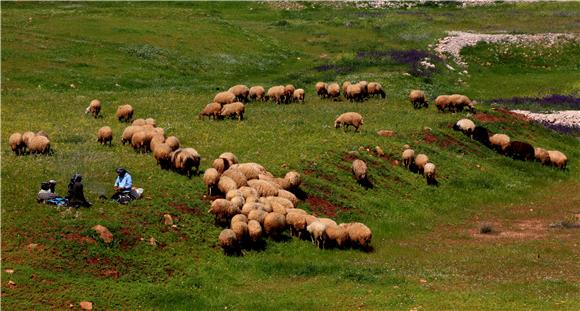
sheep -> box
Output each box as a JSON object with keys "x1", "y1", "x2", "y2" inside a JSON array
[
  {"x1": 247, "y1": 220, "x2": 263, "y2": 243},
  {"x1": 358, "y1": 81, "x2": 369, "y2": 98},
  {"x1": 267, "y1": 196, "x2": 294, "y2": 213},
  {"x1": 236, "y1": 163, "x2": 265, "y2": 180},
  {"x1": 132, "y1": 118, "x2": 146, "y2": 126},
  {"x1": 199, "y1": 102, "x2": 222, "y2": 120},
  {"x1": 489, "y1": 134, "x2": 510, "y2": 154},
  {"x1": 221, "y1": 102, "x2": 245, "y2": 121},
  {"x1": 203, "y1": 168, "x2": 221, "y2": 196},
  {"x1": 219, "y1": 152, "x2": 239, "y2": 166},
  {"x1": 267, "y1": 85, "x2": 286, "y2": 104},
  {"x1": 293, "y1": 88, "x2": 305, "y2": 103},
  {"x1": 315, "y1": 82, "x2": 328, "y2": 98},
  {"x1": 326, "y1": 225, "x2": 349, "y2": 248},
  {"x1": 367, "y1": 82, "x2": 386, "y2": 98},
  {"x1": 318, "y1": 218, "x2": 337, "y2": 228},
  {"x1": 85, "y1": 99, "x2": 101, "y2": 118},
  {"x1": 247, "y1": 179, "x2": 279, "y2": 197},
  {"x1": 449, "y1": 94, "x2": 475, "y2": 113},
  {"x1": 415, "y1": 154, "x2": 429, "y2": 174},
  {"x1": 307, "y1": 221, "x2": 327, "y2": 249},
  {"x1": 505, "y1": 141, "x2": 535, "y2": 161},
  {"x1": 210, "y1": 199, "x2": 239, "y2": 223},
  {"x1": 424, "y1": 162, "x2": 437, "y2": 185},
  {"x1": 145, "y1": 118, "x2": 156, "y2": 127},
  {"x1": 225, "y1": 189, "x2": 242, "y2": 201},
  {"x1": 231, "y1": 214, "x2": 248, "y2": 225},
  {"x1": 36, "y1": 131, "x2": 49, "y2": 139},
  {"x1": 344, "y1": 222, "x2": 372, "y2": 250},
  {"x1": 218, "y1": 175, "x2": 238, "y2": 194},
  {"x1": 453, "y1": 119, "x2": 476, "y2": 137},
  {"x1": 238, "y1": 186, "x2": 258, "y2": 200},
  {"x1": 472, "y1": 126, "x2": 490, "y2": 146},
  {"x1": 304, "y1": 215, "x2": 318, "y2": 226},
  {"x1": 230, "y1": 221, "x2": 248, "y2": 242},
  {"x1": 435, "y1": 95, "x2": 451, "y2": 112},
  {"x1": 286, "y1": 212, "x2": 307, "y2": 238},
  {"x1": 547, "y1": 150, "x2": 567, "y2": 169},
  {"x1": 278, "y1": 189, "x2": 298, "y2": 206},
  {"x1": 149, "y1": 134, "x2": 165, "y2": 152},
  {"x1": 131, "y1": 130, "x2": 151, "y2": 153},
  {"x1": 334, "y1": 112, "x2": 364, "y2": 132},
  {"x1": 249, "y1": 86, "x2": 266, "y2": 101},
  {"x1": 223, "y1": 168, "x2": 248, "y2": 188},
  {"x1": 153, "y1": 143, "x2": 172, "y2": 169},
  {"x1": 28, "y1": 135, "x2": 51, "y2": 155},
  {"x1": 116, "y1": 104, "x2": 134, "y2": 122},
  {"x1": 409, "y1": 90, "x2": 428, "y2": 109},
  {"x1": 228, "y1": 84, "x2": 250, "y2": 102},
  {"x1": 402, "y1": 149, "x2": 415, "y2": 169},
  {"x1": 282, "y1": 171, "x2": 301, "y2": 190},
  {"x1": 9, "y1": 132, "x2": 25, "y2": 155},
  {"x1": 218, "y1": 229, "x2": 239, "y2": 255},
  {"x1": 97, "y1": 126, "x2": 113, "y2": 146},
  {"x1": 121, "y1": 126, "x2": 141, "y2": 145},
  {"x1": 171, "y1": 148, "x2": 201, "y2": 177},
  {"x1": 342, "y1": 81, "x2": 351, "y2": 97},
  {"x1": 327, "y1": 83, "x2": 340, "y2": 99},
  {"x1": 345, "y1": 84, "x2": 363, "y2": 102},
  {"x1": 534, "y1": 147, "x2": 551, "y2": 166},
  {"x1": 248, "y1": 209, "x2": 268, "y2": 225},
  {"x1": 263, "y1": 212, "x2": 287, "y2": 237},
  {"x1": 22, "y1": 131, "x2": 36, "y2": 151},
  {"x1": 164, "y1": 136, "x2": 180, "y2": 151},
  {"x1": 214, "y1": 91, "x2": 236, "y2": 105},
  {"x1": 352, "y1": 159, "x2": 368, "y2": 183},
  {"x1": 284, "y1": 84, "x2": 295, "y2": 104}
]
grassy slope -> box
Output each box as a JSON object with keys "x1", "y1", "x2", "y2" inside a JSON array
[{"x1": 2, "y1": 2, "x2": 579, "y2": 310}]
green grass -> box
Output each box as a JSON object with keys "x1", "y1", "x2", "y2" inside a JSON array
[{"x1": 2, "y1": 2, "x2": 580, "y2": 310}]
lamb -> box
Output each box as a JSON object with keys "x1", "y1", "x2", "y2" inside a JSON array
[
  {"x1": 218, "y1": 175, "x2": 238, "y2": 194},
  {"x1": 9, "y1": 132, "x2": 25, "y2": 155},
  {"x1": 164, "y1": 136, "x2": 180, "y2": 151},
  {"x1": 327, "y1": 83, "x2": 340, "y2": 99},
  {"x1": 547, "y1": 150, "x2": 567, "y2": 169},
  {"x1": 218, "y1": 229, "x2": 239, "y2": 255},
  {"x1": 345, "y1": 84, "x2": 363, "y2": 102},
  {"x1": 534, "y1": 147, "x2": 551, "y2": 165},
  {"x1": 415, "y1": 154, "x2": 429, "y2": 174},
  {"x1": 423, "y1": 162, "x2": 437, "y2": 185},
  {"x1": 230, "y1": 221, "x2": 248, "y2": 241},
  {"x1": 247, "y1": 220, "x2": 263, "y2": 243},
  {"x1": 203, "y1": 168, "x2": 220, "y2": 196},
  {"x1": 222, "y1": 168, "x2": 248, "y2": 188},
  {"x1": 344, "y1": 222, "x2": 372, "y2": 249},
  {"x1": 325, "y1": 225, "x2": 349, "y2": 248},
  {"x1": 171, "y1": 148, "x2": 201, "y2": 177},
  {"x1": 249, "y1": 86, "x2": 266, "y2": 101},
  {"x1": 97, "y1": 126, "x2": 113, "y2": 145},
  {"x1": 220, "y1": 102, "x2": 245, "y2": 121},
  {"x1": 28, "y1": 135, "x2": 51, "y2": 155},
  {"x1": 199, "y1": 102, "x2": 222, "y2": 120},
  {"x1": 334, "y1": 112, "x2": 364, "y2": 132},
  {"x1": 214, "y1": 91, "x2": 236, "y2": 105},
  {"x1": 505, "y1": 141, "x2": 535, "y2": 161},
  {"x1": 402, "y1": 149, "x2": 415, "y2": 169},
  {"x1": 352, "y1": 159, "x2": 368, "y2": 183},
  {"x1": 228, "y1": 85, "x2": 250, "y2": 102},
  {"x1": 293, "y1": 88, "x2": 305, "y2": 103},
  {"x1": 247, "y1": 179, "x2": 279, "y2": 197},
  {"x1": 267, "y1": 85, "x2": 286, "y2": 104},
  {"x1": 219, "y1": 152, "x2": 239, "y2": 166},
  {"x1": 284, "y1": 84, "x2": 295, "y2": 104},
  {"x1": 472, "y1": 126, "x2": 490, "y2": 146},
  {"x1": 263, "y1": 212, "x2": 287, "y2": 237},
  {"x1": 435, "y1": 95, "x2": 451, "y2": 112},
  {"x1": 489, "y1": 134, "x2": 510, "y2": 154},
  {"x1": 409, "y1": 90, "x2": 428, "y2": 109},
  {"x1": 315, "y1": 82, "x2": 328, "y2": 98},
  {"x1": 286, "y1": 212, "x2": 307, "y2": 238},
  {"x1": 453, "y1": 119, "x2": 476, "y2": 137},
  {"x1": 115, "y1": 104, "x2": 134, "y2": 122},
  {"x1": 153, "y1": 143, "x2": 172, "y2": 169},
  {"x1": 85, "y1": 99, "x2": 101, "y2": 118},
  {"x1": 367, "y1": 82, "x2": 386, "y2": 98},
  {"x1": 307, "y1": 221, "x2": 327, "y2": 248}
]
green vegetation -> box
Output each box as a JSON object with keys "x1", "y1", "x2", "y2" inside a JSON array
[{"x1": 2, "y1": 2, "x2": 579, "y2": 310}]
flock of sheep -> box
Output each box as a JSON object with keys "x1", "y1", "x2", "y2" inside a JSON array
[
  {"x1": 316, "y1": 81, "x2": 385, "y2": 102},
  {"x1": 8, "y1": 130, "x2": 52, "y2": 155},
  {"x1": 202, "y1": 152, "x2": 372, "y2": 254}
]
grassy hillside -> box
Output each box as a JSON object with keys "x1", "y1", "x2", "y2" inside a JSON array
[{"x1": 2, "y1": 2, "x2": 579, "y2": 310}]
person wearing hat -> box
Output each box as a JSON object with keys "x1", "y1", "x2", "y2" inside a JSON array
[
  {"x1": 66, "y1": 173, "x2": 92, "y2": 208},
  {"x1": 112, "y1": 168, "x2": 134, "y2": 204}
]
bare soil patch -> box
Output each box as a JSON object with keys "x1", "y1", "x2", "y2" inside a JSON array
[{"x1": 306, "y1": 196, "x2": 347, "y2": 218}]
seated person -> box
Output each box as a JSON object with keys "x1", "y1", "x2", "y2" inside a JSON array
[
  {"x1": 112, "y1": 168, "x2": 134, "y2": 204},
  {"x1": 37, "y1": 180, "x2": 58, "y2": 202},
  {"x1": 66, "y1": 173, "x2": 92, "y2": 208}
]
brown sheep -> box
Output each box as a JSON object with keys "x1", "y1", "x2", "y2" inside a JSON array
[
  {"x1": 334, "y1": 112, "x2": 364, "y2": 132},
  {"x1": 409, "y1": 90, "x2": 428, "y2": 109},
  {"x1": 342, "y1": 81, "x2": 351, "y2": 97},
  {"x1": 435, "y1": 95, "x2": 451, "y2": 112},
  {"x1": 199, "y1": 102, "x2": 222, "y2": 120},
  {"x1": 131, "y1": 130, "x2": 150, "y2": 153},
  {"x1": 228, "y1": 84, "x2": 250, "y2": 102},
  {"x1": 326, "y1": 225, "x2": 349, "y2": 248},
  {"x1": 278, "y1": 189, "x2": 298, "y2": 206},
  {"x1": 203, "y1": 168, "x2": 221, "y2": 196},
  {"x1": 267, "y1": 85, "x2": 286, "y2": 104},
  {"x1": 346, "y1": 84, "x2": 363, "y2": 102},
  {"x1": 367, "y1": 82, "x2": 386, "y2": 98},
  {"x1": 534, "y1": 147, "x2": 551, "y2": 165},
  {"x1": 248, "y1": 209, "x2": 268, "y2": 225},
  {"x1": 132, "y1": 118, "x2": 147, "y2": 126},
  {"x1": 171, "y1": 148, "x2": 201, "y2": 177},
  {"x1": 449, "y1": 94, "x2": 475, "y2": 113},
  {"x1": 489, "y1": 134, "x2": 510, "y2": 154},
  {"x1": 28, "y1": 135, "x2": 51, "y2": 155},
  {"x1": 286, "y1": 212, "x2": 307, "y2": 238},
  {"x1": 85, "y1": 99, "x2": 102, "y2": 118},
  {"x1": 247, "y1": 179, "x2": 279, "y2": 197},
  {"x1": 247, "y1": 220, "x2": 263, "y2": 243},
  {"x1": 221, "y1": 102, "x2": 245, "y2": 121},
  {"x1": 281, "y1": 171, "x2": 301, "y2": 191},
  {"x1": 402, "y1": 148, "x2": 415, "y2": 169},
  {"x1": 214, "y1": 91, "x2": 236, "y2": 105},
  {"x1": 22, "y1": 131, "x2": 36, "y2": 151},
  {"x1": 344, "y1": 222, "x2": 372, "y2": 249},
  {"x1": 218, "y1": 229, "x2": 239, "y2": 255},
  {"x1": 213, "y1": 158, "x2": 230, "y2": 174},
  {"x1": 153, "y1": 143, "x2": 172, "y2": 169},
  {"x1": 116, "y1": 104, "x2": 134, "y2": 122},
  {"x1": 210, "y1": 199, "x2": 240, "y2": 224},
  {"x1": 249, "y1": 86, "x2": 266, "y2": 101},
  {"x1": 164, "y1": 136, "x2": 179, "y2": 151},
  {"x1": 219, "y1": 152, "x2": 239, "y2": 166},
  {"x1": 222, "y1": 168, "x2": 248, "y2": 188},
  {"x1": 327, "y1": 83, "x2": 340, "y2": 99},
  {"x1": 97, "y1": 126, "x2": 113, "y2": 145},
  {"x1": 236, "y1": 162, "x2": 264, "y2": 180},
  {"x1": 352, "y1": 159, "x2": 368, "y2": 183},
  {"x1": 145, "y1": 118, "x2": 156, "y2": 127},
  {"x1": 358, "y1": 81, "x2": 369, "y2": 98},
  {"x1": 121, "y1": 125, "x2": 142, "y2": 145},
  {"x1": 9, "y1": 132, "x2": 25, "y2": 155},
  {"x1": 231, "y1": 221, "x2": 248, "y2": 241},
  {"x1": 284, "y1": 84, "x2": 295, "y2": 104},
  {"x1": 415, "y1": 154, "x2": 429, "y2": 174},
  {"x1": 218, "y1": 175, "x2": 238, "y2": 194},
  {"x1": 315, "y1": 82, "x2": 328, "y2": 98},
  {"x1": 263, "y1": 212, "x2": 286, "y2": 237},
  {"x1": 293, "y1": 88, "x2": 305, "y2": 103},
  {"x1": 547, "y1": 150, "x2": 568, "y2": 169}
]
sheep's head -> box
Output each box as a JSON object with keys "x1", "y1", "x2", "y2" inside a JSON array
[{"x1": 334, "y1": 120, "x2": 341, "y2": 128}]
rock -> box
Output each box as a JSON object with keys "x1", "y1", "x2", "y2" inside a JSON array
[
  {"x1": 163, "y1": 214, "x2": 173, "y2": 225},
  {"x1": 375, "y1": 146, "x2": 385, "y2": 157},
  {"x1": 92, "y1": 225, "x2": 113, "y2": 243},
  {"x1": 4, "y1": 269, "x2": 14, "y2": 274},
  {"x1": 148, "y1": 237, "x2": 157, "y2": 246},
  {"x1": 7, "y1": 280, "x2": 16, "y2": 288},
  {"x1": 377, "y1": 130, "x2": 396, "y2": 137},
  {"x1": 80, "y1": 301, "x2": 93, "y2": 310}
]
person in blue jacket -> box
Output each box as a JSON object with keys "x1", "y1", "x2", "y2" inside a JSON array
[{"x1": 111, "y1": 168, "x2": 134, "y2": 204}]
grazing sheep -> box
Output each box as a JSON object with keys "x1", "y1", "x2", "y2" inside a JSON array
[
  {"x1": 345, "y1": 84, "x2": 363, "y2": 102},
  {"x1": 315, "y1": 82, "x2": 328, "y2": 98},
  {"x1": 121, "y1": 125, "x2": 142, "y2": 145},
  {"x1": 116, "y1": 104, "x2": 134, "y2": 122},
  {"x1": 241, "y1": 202, "x2": 262, "y2": 216},
  {"x1": 326, "y1": 225, "x2": 349, "y2": 248},
  {"x1": 282, "y1": 171, "x2": 301, "y2": 190},
  {"x1": 402, "y1": 149, "x2": 415, "y2": 168},
  {"x1": 453, "y1": 119, "x2": 476, "y2": 137},
  {"x1": 423, "y1": 162, "x2": 437, "y2": 185},
  {"x1": 28, "y1": 135, "x2": 51, "y2": 155},
  {"x1": 345, "y1": 222, "x2": 372, "y2": 249},
  {"x1": 435, "y1": 95, "x2": 451, "y2": 112},
  {"x1": 367, "y1": 82, "x2": 386, "y2": 98},
  {"x1": 547, "y1": 150, "x2": 567, "y2": 169},
  {"x1": 145, "y1": 118, "x2": 156, "y2": 127},
  {"x1": 214, "y1": 91, "x2": 236, "y2": 105},
  {"x1": 278, "y1": 189, "x2": 298, "y2": 206},
  {"x1": 223, "y1": 168, "x2": 248, "y2": 188},
  {"x1": 149, "y1": 134, "x2": 165, "y2": 152},
  {"x1": 164, "y1": 136, "x2": 180, "y2": 151},
  {"x1": 505, "y1": 141, "x2": 535, "y2": 161},
  {"x1": 489, "y1": 134, "x2": 510, "y2": 154},
  {"x1": 472, "y1": 126, "x2": 490, "y2": 146},
  {"x1": 203, "y1": 168, "x2": 221, "y2": 196},
  {"x1": 327, "y1": 83, "x2": 340, "y2": 99},
  {"x1": 231, "y1": 221, "x2": 248, "y2": 241},
  {"x1": 263, "y1": 212, "x2": 287, "y2": 237},
  {"x1": 132, "y1": 118, "x2": 146, "y2": 126},
  {"x1": 153, "y1": 143, "x2": 172, "y2": 169},
  {"x1": 304, "y1": 215, "x2": 318, "y2": 226},
  {"x1": 449, "y1": 94, "x2": 475, "y2": 113},
  {"x1": 236, "y1": 163, "x2": 264, "y2": 180},
  {"x1": 248, "y1": 209, "x2": 268, "y2": 225},
  {"x1": 218, "y1": 175, "x2": 238, "y2": 194},
  {"x1": 284, "y1": 84, "x2": 295, "y2": 104},
  {"x1": 212, "y1": 158, "x2": 229, "y2": 174},
  {"x1": 231, "y1": 214, "x2": 248, "y2": 225},
  {"x1": 239, "y1": 186, "x2": 259, "y2": 200},
  {"x1": 268, "y1": 196, "x2": 294, "y2": 212},
  {"x1": 171, "y1": 148, "x2": 201, "y2": 177},
  {"x1": 249, "y1": 86, "x2": 266, "y2": 101},
  {"x1": 22, "y1": 131, "x2": 36, "y2": 150},
  {"x1": 219, "y1": 152, "x2": 239, "y2": 166},
  {"x1": 267, "y1": 85, "x2": 286, "y2": 104},
  {"x1": 318, "y1": 218, "x2": 337, "y2": 228},
  {"x1": 131, "y1": 130, "x2": 150, "y2": 153},
  {"x1": 307, "y1": 221, "x2": 327, "y2": 248},
  {"x1": 342, "y1": 81, "x2": 351, "y2": 97},
  {"x1": 375, "y1": 146, "x2": 385, "y2": 157},
  {"x1": 334, "y1": 112, "x2": 364, "y2": 132},
  {"x1": 415, "y1": 154, "x2": 429, "y2": 174},
  {"x1": 286, "y1": 212, "x2": 307, "y2": 238},
  {"x1": 358, "y1": 81, "x2": 369, "y2": 98},
  {"x1": 247, "y1": 220, "x2": 263, "y2": 243},
  {"x1": 218, "y1": 229, "x2": 239, "y2": 255},
  {"x1": 409, "y1": 90, "x2": 428, "y2": 109},
  {"x1": 248, "y1": 179, "x2": 279, "y2": 197},
  {"x1": 221, "y1": 102, "x2": 245, "y2": 121},
  {"x1": 534, "y1": 147, "x2": 551, "y2": 165},
  {"x1": 85, "y1": 99, "x2": 101, "y2": 118},
  {"x1": 9, "y1": 132, "x2": 25, "y2": 155},
  {"x1": 97, "y1": 126, "x2": 113, "y2": 145},
  {"x1": 199, "y1": 102, "x2": 222, "y2": 120},
  {"x1": 228, "y1": 84, "x2": 250, "y2": 102},
  {"x1": 36, "y1": 131, "x2": 49, "y2": 139},
  {"x1": 226, "y1": 189, "x2": 243, "y2": 201},
  {"x1": 210, "y1": 199, "x2": 239, "y2": 223},
  {"x1": 293, "y1": 88, "x2": 305, "y2": 103},
  {"x1": 352, "y1": 159, "x2": 368, "y2": 183}
]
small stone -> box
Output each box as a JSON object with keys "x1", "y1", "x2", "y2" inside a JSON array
[
  {"x1": 375, "y1": 146, "x2": 385, "y2": 157},
  {"x1": 92, "y1": 225, "x2": 113, "y2": 243},
  {"x1": 80, "y1": 301, "x2": 93, "y2": 310},
  {"x1": 27, "y1": 243, "x2": 39, "y2": 250},
  {"x1": 419, "y1": 278, "x2": 428, "y2": 284},
  {"x1": 8, "y1": 280, "x2": 16, "y2": 288},
  {"x1": 148, "y1": 237, "x2": 157, "y2": 246},
  {"x1": 377, "y1": 130, "x2": 396, "y2": 137},
  {"x1": 163, "y1": 214, "x2": 173, "y2": 225},
  {"x1": 4, "y1": 269, "x2": 14, "y2": 274}
]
